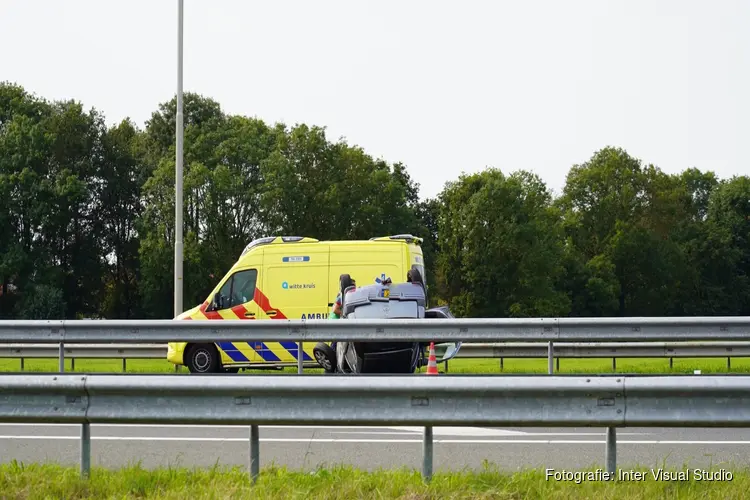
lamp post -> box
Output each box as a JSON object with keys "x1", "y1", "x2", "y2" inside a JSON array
[{"x1": 174, "y1": 0, "x2": 184, "y2": 316}]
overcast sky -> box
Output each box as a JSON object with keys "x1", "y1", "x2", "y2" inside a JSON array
[{"x1": 1, "y1": 0, "x2": 747, "y2": 199}]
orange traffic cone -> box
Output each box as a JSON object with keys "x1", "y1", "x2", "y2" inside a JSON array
[{"x1": 425, "y1": 342, "x2": 439, "y2": 375}]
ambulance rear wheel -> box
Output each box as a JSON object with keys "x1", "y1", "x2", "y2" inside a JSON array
[
  {"x1": 313, "y1": 342, "x2": 336, "y2": 373},
  {"x1": 186, "y1": 343, "x2": 220, "y2": 373}
]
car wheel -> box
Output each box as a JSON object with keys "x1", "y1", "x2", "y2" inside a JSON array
[
  {"x1": 313, "y1": 342, "x2": 336, "y2": 373},
  {"x1": 185, "y1": 343, "x2": 220, "y2": 373}
]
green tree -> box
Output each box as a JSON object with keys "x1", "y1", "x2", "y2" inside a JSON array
[
  {"x1": 259, "y1": 124, "x2": 419, "y2": 241},
  {"x1": 0, "y1": 83, "x2": 52, "y2": 317},
  {"x1": 699, "y1": 176, "x2": 750, "y2": 314},
  {"x1": 559, "y1": 147, "x2": 697, "y2": 316},
  {"x1": 5, "y1": 81, "x2": 749, "y2": 321},
  {"x1": 436, "y1": 169, "x2": 570, "y2": 317},
  {"x1": 98, "y1": 119, "x2": 149, "y2": 318},
  {"x1": 42, "y1": 99, "x2": 108, "y2": 318},
  {"x1": 137, "y1": 93, "x2": 229, "y2": 318},
  {"x1": 137, "y1": 94, "x2": 281, "y2": 317},
  {"x1": 0, "y1": 83, "x2": 107, "y2": 319}
]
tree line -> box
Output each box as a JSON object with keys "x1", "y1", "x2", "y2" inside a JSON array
[{"x1": 1, "y1": 82, "x2": 748, "y2": 320}]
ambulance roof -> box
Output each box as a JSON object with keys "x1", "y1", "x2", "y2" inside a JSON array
[{"x1": 239, "y1": 234, "x2": 423, "y2": 258}]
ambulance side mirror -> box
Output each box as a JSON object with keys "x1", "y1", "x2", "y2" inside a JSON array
[
  {"x1": 424, "y1": 306, "x2": 462, "y2": 362},
  {"x1": 437, "y1": 342, "x2": 462, "y2": 362}
]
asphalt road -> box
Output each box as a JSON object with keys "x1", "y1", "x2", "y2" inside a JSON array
[{"x1": 2, "y1": 424, "x2": 750, "y2": 472}]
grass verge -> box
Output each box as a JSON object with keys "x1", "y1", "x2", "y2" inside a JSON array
[
  {"x1": 0, "y1": 462, "x2": 744, "y2": 499},
  {"x1": 1, "y1": 357, "x2": 750, "y2": 375}
]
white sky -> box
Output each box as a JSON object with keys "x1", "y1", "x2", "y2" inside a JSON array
[{"x1": 1, "y1": 0, "x2": 748, "y2": 199}]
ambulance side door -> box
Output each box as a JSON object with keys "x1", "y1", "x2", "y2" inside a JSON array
[
  {"x1": 207, "y1": 266, "x2": 264, "y2": 363},
  {"x1": 263, "y1": 247, "x2": 330, "y2": 320},
  {"x1": 261, "y1": 247, "x2": 330, "y2": 363},
  {"x1": 209, "y1": 267, "x2": 262, "y2": 319}
]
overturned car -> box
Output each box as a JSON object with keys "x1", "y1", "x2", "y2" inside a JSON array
[{"x1": 312, "y1": 272, "x2": 462, "y2": 374}]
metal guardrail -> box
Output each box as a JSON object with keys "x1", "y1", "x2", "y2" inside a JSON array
[
  {"x1": 2, "y1": 317, "x2": 749, "y2": 374},
  {"x1": 452, "y1": 341, "x2": 750, "y2": 358},
  {"x1": 2, "y1": 316, "x2": 750, "y2": 343},
  {"x1": 447, "y1": 341, "x2": 750, "y2": 371},
  {"x1": 2, "y1": 373, "x2": 749, "y2": 481},
  {"x1": 2, "y1": 342, "x2": 750, "y2": 372}
]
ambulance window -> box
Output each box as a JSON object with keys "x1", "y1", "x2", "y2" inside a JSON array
[{"x1": 217, "y1": 269, "x2": 257, "y2": 308}]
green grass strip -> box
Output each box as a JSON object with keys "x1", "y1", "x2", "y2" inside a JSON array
[{"x1": 0, "y1": 462, "x2": 745, "y2": 499}]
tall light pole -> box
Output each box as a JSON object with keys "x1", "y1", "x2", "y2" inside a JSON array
[{"x1": 174, "y1": 0, "x2": 184, "y2": 316}]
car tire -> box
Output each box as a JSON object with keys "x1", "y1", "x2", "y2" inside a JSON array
[
  {"x1": 185, "y1": 343, "x2": 220, "y2": 374},
  {"x1": 313, "y1": 342, "x2": 336, "y2": 373}
]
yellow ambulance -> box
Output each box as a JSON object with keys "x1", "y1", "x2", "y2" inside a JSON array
[{"x1": 166, "y1": 234, "x2": 427, "y2": 373}]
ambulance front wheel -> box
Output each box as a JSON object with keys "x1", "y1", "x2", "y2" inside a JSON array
[
  {"x1": 185, "y1": 343, "x2": 220, "y2": 373},
  {"x1": 313, "y1": 342, "x2": 336, "y2": 373}
]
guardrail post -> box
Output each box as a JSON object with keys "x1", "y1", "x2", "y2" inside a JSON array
[
  {"x1": 20, "y1": 358, "x2": 24, "y2": 371},
  {"x1": 122, "y1": 359, "x2": 127, "y2": 372},
  {"x1": 81, "y1": 422, "x2": 91, "y2": 478},
  {"x1": 249, "y1": 424, "x2": 260, "y2": 483},
  {"x1": 297, "y1": 342, "x2": 304, "y2": 374},
  {"x1": 605, "y1": 427, "x2": 616, "y2": 474},
  {"x1": 59, "y1": 342, "x2": 65, "y2": 373},
  {"x1": 422, "y1": 425, "x2": 433, "y2": 482},
  {"x1": 547, "y1": 342, "x2": 554, "y2": 374}
]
